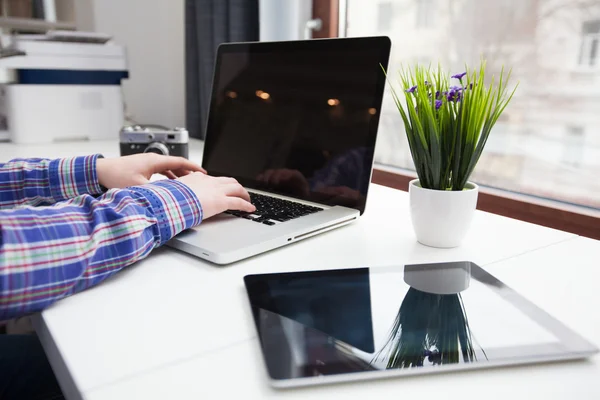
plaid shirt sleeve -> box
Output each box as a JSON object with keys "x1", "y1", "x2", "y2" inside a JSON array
[
  {"x1": 0, "y1": 179, "x2": 202, "y2": 321},
  {"x1": 0, "y1": 155, "x2": 104, "y2": 210}
]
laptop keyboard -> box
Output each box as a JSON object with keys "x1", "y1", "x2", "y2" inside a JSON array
[{"x1": 225, "y1": 192, "x2": 323, "y2": 226}]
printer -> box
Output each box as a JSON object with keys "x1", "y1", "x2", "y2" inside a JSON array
[{"x1": 0, "y1": 31, "x2": 128, "y2": 143}]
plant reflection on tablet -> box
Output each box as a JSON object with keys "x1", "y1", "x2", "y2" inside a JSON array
[{"x1": 372, "y1": 264, "x2": 487, "y2": 369}]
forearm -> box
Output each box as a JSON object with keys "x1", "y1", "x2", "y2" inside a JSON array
[
  {"x1": 0, "y1": 155, "x2": 103, "y2": 209},
  {"x1": 0, "y1": 180, "x2": 202, "y2": 320}
]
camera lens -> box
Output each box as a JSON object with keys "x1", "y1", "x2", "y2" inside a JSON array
[{"x1": 143, "y1": 142, "x2": 169, "y2": 156}]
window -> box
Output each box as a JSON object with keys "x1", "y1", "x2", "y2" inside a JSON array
[
  {"x1": 415, "y1": 0, "x2": 434, "y2": 29},
  {"x1": 377, "y1": 2, "x2": 393, "y2": 31},
  {"x1": 579, "y1": 20, "x2": 600, "y2": 67},
  {"x1": 345, "y1": 0, "x2": 600, "y2": 211}
]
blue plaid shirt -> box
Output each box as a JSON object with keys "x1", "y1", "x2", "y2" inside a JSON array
[{"x1": 0, "y1": 155, "x2": 203, "y2": 320}]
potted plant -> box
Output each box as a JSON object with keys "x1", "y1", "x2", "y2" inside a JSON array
[
  {"x1": 372, "y1": 263, "x2": 485, "y2": 369},
  {"x1": 387, "y1": 62, "x2": 517, "y2": 247}
]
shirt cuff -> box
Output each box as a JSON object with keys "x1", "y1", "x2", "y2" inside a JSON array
[
  {"x1": 128, "y1": 180, "x2": 203, "y2": 245},
  {"x1": 48, "y1": 154, "x2": 104, "y2": 202}
]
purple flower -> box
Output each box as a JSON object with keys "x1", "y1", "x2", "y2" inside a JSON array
[
  {"x1": 451, "y1": 72, "x2": 467, "y2": 80},
  {"x1": 405, "y1": 85, "x2": 417, "y2": 93},
  {"x1": 435, "y1": 99, "x2": 443, "y2": 110},
  {"x1": 447, "y1": 89, "x2": 463, "y2": 102},
  {"x1": 449, "y1": 85, "x2": 462, "y2": 91}
]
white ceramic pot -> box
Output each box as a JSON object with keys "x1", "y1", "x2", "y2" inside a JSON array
[
  {"x1": 408, "y1": 179, "x2": 478, "y2": 248},
  {"x1": 404, "y1": 262, "x2": 471, "y2": 294}
]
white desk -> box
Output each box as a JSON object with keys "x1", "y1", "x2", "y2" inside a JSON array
[
  {"x1": 5, "y1": 140, "x2": 597, "y2": 399},
  {"x1": 76, "y1": 237, "x2": 600, "y2": 400}
]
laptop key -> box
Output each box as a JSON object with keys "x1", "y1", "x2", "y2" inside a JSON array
[{"x1": 231, "y1": 192, "x2": 323, "y2": 224}]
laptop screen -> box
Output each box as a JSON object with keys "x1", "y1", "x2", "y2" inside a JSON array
[{"x1": 202, "y1": 37, "x2": 391, "y2": 214}]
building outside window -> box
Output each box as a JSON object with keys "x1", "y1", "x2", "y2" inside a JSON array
[
  {"x1": 345, "y1": 0, "x2": 600, "y2": 210},
  {"x1": 579, "y1": 19, "x2": 600, "y2": 67}
]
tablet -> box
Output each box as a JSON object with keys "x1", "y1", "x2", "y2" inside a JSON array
[{"x1": 243, "y1": 262, "x2": 598, "y2": 388}]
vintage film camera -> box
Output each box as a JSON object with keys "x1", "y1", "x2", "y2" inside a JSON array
[{"x1": 119, "y1": 125, "x2": 189, "y2": 158}]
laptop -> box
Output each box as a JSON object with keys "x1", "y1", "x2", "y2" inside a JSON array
[{"x1": 168, "y1": 36, "x2": 391, "y2": 264}]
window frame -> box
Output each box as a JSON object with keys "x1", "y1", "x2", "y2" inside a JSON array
[
  {"x1": 313, "y1": 0, "x2": 600, "y2": 240},
  {"x1": 579, "y1": 33, "x2": 600, "y2": 67},
  {"x1": 415, "y1": 0, "x2": 435, "y2": 29}
]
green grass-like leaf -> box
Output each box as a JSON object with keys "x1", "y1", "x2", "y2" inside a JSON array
[
  {"x1": 383, "y1": 61, "x2": 518, "y2": 190},
  {"x1": 371, "y1": 288, "x2": 482, "y2": 369}
]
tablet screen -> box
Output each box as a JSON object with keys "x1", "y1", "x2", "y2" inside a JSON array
[{"x1": 244, "y1": 262, "x2": 597, "y2": 386}]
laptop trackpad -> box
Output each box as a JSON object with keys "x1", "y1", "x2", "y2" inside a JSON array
[{"x1": 174, "y1": 213, "x2": 272, "y2": 251}]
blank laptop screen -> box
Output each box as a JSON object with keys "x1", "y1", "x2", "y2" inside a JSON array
[{"x1": 202, "y1": 37, "x2": 391, "y2": 214}]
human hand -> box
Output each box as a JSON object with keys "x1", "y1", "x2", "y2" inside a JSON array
[
  {"x1": 96, "y1": 153, "x2": 206, "y2": 189},
  {"x1": 177, "y1": 173, "x2": 256, "y2": 220}
]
